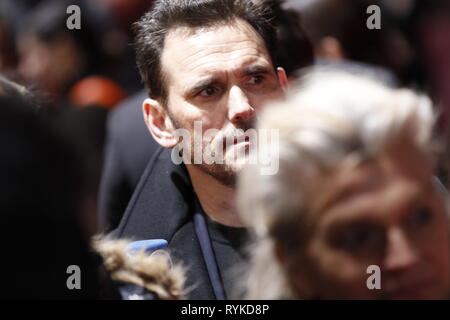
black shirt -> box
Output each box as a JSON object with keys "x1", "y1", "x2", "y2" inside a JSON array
[{"x1": 203, "y1": 213, "x2": 249, "y2": 299}]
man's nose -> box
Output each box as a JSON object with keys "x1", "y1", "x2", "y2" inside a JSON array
[
  {"x1": 228, "y1": 86, "x2": 255, "y2": 124},
  {"x1": 383, "y1": 227, "x2": 419, "y2": 272}
]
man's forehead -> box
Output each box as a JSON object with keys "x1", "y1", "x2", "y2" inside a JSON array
[
  {"x1": 160, "y1": 19, "x2": 272, "y2": 80},
  {"x1": 165, "y1": 18, "x2": 261, "y2": 39}
]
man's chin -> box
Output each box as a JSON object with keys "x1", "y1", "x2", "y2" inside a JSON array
[{"x1": 195, "y1": 162, "x2": 240, "y2": 188}]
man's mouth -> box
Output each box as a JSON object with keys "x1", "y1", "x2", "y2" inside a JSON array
[{"x1": 223, "y1": 135, "x2": 250, "y2": 150}]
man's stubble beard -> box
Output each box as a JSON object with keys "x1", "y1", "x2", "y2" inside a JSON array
[
  {"x1": 169, "y1": 112, "x2": 255, "y2": 188},
  {"x1": 195, "y1": 160, "x2": 237, "y2": 187}
]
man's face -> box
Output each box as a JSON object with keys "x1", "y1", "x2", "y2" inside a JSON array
[
  {"x1": 288, "y1": 149, "x2": 450, "y2": 299},
  {"x1": 158, "y1": 20, "x2": 285, "y2": 186}
]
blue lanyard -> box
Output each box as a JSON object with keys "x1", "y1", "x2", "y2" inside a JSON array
[{"x1": 193, "y1": 202, "x2": 226, "y2": 300}]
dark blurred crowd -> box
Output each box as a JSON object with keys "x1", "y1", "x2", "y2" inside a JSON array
[
  {"x1": 0, "y1": 0, "x2": 155, "y2": 299},
  {"x1": 0, "y1": 0, "x2": 156, "y2": 234},
  {"x1": 1, "y1": 0, "x2": 450, "y2": 300}
]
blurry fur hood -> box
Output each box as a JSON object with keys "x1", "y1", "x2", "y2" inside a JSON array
[{"x1": 93, "y1": 237, "x2": 186, "y2": 300}]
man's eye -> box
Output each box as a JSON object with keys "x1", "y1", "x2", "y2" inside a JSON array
[
  {"x1": 199, "y1": 86, "x2": 219, "y2": 97},
  {"x1": 247, "y1": 75, "x2": 264, "y2": 85}
]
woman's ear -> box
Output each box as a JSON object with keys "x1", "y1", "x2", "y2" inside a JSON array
[{"x1": 143, "y1": 98, "x2": 178, "y2": 148}]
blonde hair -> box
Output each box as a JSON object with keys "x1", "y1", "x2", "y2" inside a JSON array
[{"x1": 238, "y1": 70, "x2": 435, "y2": 299}]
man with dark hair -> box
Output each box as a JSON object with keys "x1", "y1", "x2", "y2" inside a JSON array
[
  {"x1": 113, "y1": 0, "x2": 311, "y2": 299},
  {"x1": 134, "y1": 0, "x2": 280, "y2": 104},
  {"x1": 98, "y1": 0, "x2": 314, "y2": 233}
]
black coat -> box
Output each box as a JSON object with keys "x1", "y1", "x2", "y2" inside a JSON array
[
  {"x1": 112, "y1": 147, "x2": 218, "y2": 299},
  {"x1": 99, "y1": 90, "x2": 159, "y2": 232}
]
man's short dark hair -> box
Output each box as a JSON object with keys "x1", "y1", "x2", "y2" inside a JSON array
[
  {"x1": 134, "y1": 0, "x2": 278, "y2": 103},
  {"x1": 267, "y1": 0, "x2": 314, "y2": 77}
]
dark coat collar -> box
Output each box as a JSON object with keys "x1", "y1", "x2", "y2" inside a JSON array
[
  {"x1": 112, "y1": 147, "x2": 217, "y2": 299},
  {"x1": 114, "y1": 147, "x2": 194, "y2": 241}
]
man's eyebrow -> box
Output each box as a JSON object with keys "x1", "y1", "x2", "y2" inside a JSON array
[
  {"x1": 185, "y1": 78, "x2": 219, "y2": 95},
  {"x1": 241, "y1": 65, "x2": 274, "y2": 77},
  {"x1": 184, "y1": 65, "x2": 274, "y2": 95}
]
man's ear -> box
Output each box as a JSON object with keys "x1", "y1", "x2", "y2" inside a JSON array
[
  {"x1": 143, "y1": 98, "x2": 178, "y2": 148},
  {"x1": 277, "y1": 67, "x2": 289, "y2": 93}
]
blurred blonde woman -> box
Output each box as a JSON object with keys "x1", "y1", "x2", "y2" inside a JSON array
[{"x1": 238, "y1": 70, "x2": 450, "y2": 299}]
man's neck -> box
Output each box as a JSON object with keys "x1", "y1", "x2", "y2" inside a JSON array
[{"x1": 186, "y1": 165, "x2": 244, "y2": 227}]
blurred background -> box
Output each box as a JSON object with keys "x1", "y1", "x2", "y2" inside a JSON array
[{"x1": 0, "y1": 0, "x2": 156, "y2": 236}]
